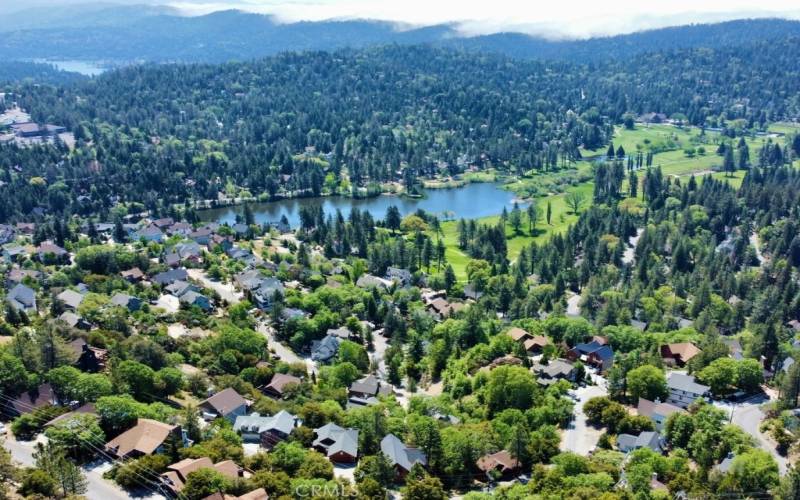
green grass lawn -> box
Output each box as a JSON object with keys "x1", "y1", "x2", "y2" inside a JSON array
[
  {"x1": 435, "y1": 183, "x2": 590, "y2": 279},
  {"x1": 437, "y1": 123, "x2": 785, "y2": 279}
]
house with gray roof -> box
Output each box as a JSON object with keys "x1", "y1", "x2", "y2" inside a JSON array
[
  {"x1": 637, "y1": 398, "x2": 684, "y2": 430},
  {"x1": 313, "y1": 423, "x2": 359, "y2": 463},
  {"x1": 381, "y1": 434, "x2": 427, "y2": 478},
  {"x1": 666, "y1": 373, "x2": 710, "y2": 408},
  {"x1": 152, "y1": 268, "x2": 188, "y2": 286},
  {"x1": 233, "y1": 410, "x2": 299, "y2": 449},
  {"x1": 617, "y1": 430, "x2": 662, "y2": 453},
  {"x1": 110, "y1": 293, "x2": 142, "y2": 311},
  {"x1": 311, "y1": 334, "x2": 340, "y2": 363},
  {"x1": 7, "y1": 283, "x2": 36, "y2": 313},
  {"x1": 56, "y1": 289, "x2": 85, "y2": 311}
]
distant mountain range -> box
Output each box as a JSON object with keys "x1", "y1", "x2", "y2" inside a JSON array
[{"x1": 1, "y1": 4, "x2": 800, "y2": 66}]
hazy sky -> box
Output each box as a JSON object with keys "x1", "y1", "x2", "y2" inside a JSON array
[{"x1": 13, "y1": 0, "x2": 800, "y2": 38}]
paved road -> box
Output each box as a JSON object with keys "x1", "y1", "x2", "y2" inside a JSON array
[
  {"x1": 715, "y1": 395, "x2": 788, "y2": 474},
  {"x1": 561, "y1": 378, "x2": 608, "y2": 455},
  {"x1": 188, "y1": 269, "x2": 243, "y2": 305},
  {"x1": 3, "y1": 435, "x2": 163, "y2": 499},
  {"x1": 257, "y1": 320, "x2": 316, "y2": 374}
]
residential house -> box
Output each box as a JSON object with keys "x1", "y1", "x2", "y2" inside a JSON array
[
  {"x1": 532, "y1": 359, "x2": 578, "y2": 386},
  {"x1": 261, "y1": 373, "x2": 302, "y2": 399},
  {"x1": 152, "y1": 268, "x2": 188, "y2": 286},
  {"x1": 44, "y1": 403, "x2": 96, "y2": 427},
  {"x1": 661, "y1": 342, "x2": 702, "y2": 367},
  {"x1": 36, "y1": 242, "x2": 68, "y2": 262},
  {"x1": 0, "y1": 224, "x2": 15, "y2": 245},
  {"x1": 189, "y1": 227, "x2": 215, "y2": 245},
  {"x1": 356, "y1": 274, "x2": 392, "y2": 290},
  {"x1": 476, "y1": 450, "x2": 521, "y2": 479},
  {"x1": 3, "y1": 245, "x2": 27, "y2": 263},
  {"x1": 617, "y1": 430, "x2": 662, "y2": 453},
  {"x1": 105, "y1": 419, "x2": 183, "y2": 459},
  {"x1": 6, "y1": 268, "x2": 40, "y2": 286},
  {"x1": 349, "y1": 374, "x2": 392, "y2": 400},
  {"x1": 180, "y1": 290, "x2": 212, "y2": 311},
  {"x1": 637, "y1": 398, "x2": 684, "y2": 430},
  {"x1": 4, "y1": 383, "x2": 58, "y2": 418},
  {"x1": 723, "y1": 338, "x2": 744, "y2": 360},
  {"x1": 385, "y1": 267, "x2": 412, "y2": 287},
  {"x1": 311, "y1": 334, "x2": 340, "y2": 363},
  {"x1": 151, "y1": 218, "x2": 175, "y2": 229},
  {"x1": 203, "y1": 489, "x2": 269, "y2": 500},
  {"x1": 59, "y1": 311, "x2": 91, "y2": 330},
  {"x1": 666, "y1": 373, "x2": 710, "y2": 408},
  {"x1": 233, "y1": 410, "x2": 299, "y2": 449},
  {"x1": 133, "y1": 225, "x2": 164, "y2": 243},
  {"x1": 56, "y1": 289, "x2": 85, "y2": 311},
  {"x1": 161, "y1": 458, "x2": 245, "y2": 496},
  {"x1": 567, "y1": 340, "x2": 614, "y2": 371},
  {"x1": 506, "y1": 327, "x2": 532, "y2": 343},
  {"x1": 165, "y1": 280, "x2": 199, "y2": 298},
  {"x1": 426, "y1": 297, "x2": 466, "y2": 320},
  {"x1": 7, "y1": 283, "x2": 36, "y2": 313},
  {"x1": 110, "y1": 293, "x2": 142, "y2": 312},
  {"x1": 69, "y1": 338, "x2": 108, "y2": 372},
  {"x1": 312, "y1": 423, "x2": 359, "y2": 463},
  {"x1": 251, "y1": 277, "x2": 284, "y2": 310},
  {"x1": 381, "y1": 434, "x2": 427, "y2": 478},
  {"x1": 200, "y1": 388, "x2": 248, "y2": 422},
  {"x1": 120, "y1": 267, "x2": 144, "y2": 283},
  {"x1": 523, "y1": 335, "x2": 550, "y2": 355}
]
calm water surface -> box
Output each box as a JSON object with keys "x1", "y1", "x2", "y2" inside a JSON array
[{"x1": 201, "y1": 183, "x2": 526, "y2": 226}]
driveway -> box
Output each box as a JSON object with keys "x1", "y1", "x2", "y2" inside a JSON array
[
  {"x1": 187, "y1": 269, "x2": 242, "y2": 305},
  {"x1": 3, "y1": 435, "x2": 163, "y2": 499},
  {"x1": 256, "y1": 321, "x2": 316, "y2": 374},
  {"x1": 714, "y1": 394, "x2": 788, "y2": 474},
  {"x1": 561, "y1": 380, "x2": 608, "y2": 455}
]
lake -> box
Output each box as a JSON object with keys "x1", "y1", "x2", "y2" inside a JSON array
[
  {"x1": 33, "y1": 59, "x2": 107, "y2": 76},
  {"x1": 200, "y1": 183, "x2": 527, "y2": 227}
]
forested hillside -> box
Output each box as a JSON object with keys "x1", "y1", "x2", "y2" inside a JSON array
[{"x1": 2, "y1": 39, "x2": 800, "y2": 221}]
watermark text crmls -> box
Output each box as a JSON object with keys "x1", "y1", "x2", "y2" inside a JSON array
[{"x1": 294, "y1": 484, "x2": 357, "y2": 498}]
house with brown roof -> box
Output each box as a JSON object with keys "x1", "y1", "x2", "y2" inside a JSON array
[
  {"x1": 661, "y1": 342, "x2": 701, "y2": 367},
  {"x1": 261, "y1": 373, "x2": 302, "y2": 399},
  {"x1": 120, "y1": 267, "x2": 145, "y2": 283},
  {"x1": 69, "y1": 338, "x2": 108, "y2": 372},
  {"x1": 4, "y1": 383, "x2": 58, "y2": 418},
  {"x1": 105, "y1": 419, "x2": 182, "y2": 459},
  {"x1": 426, "y1": 297, "x2": 465, "y2": 320},
  {"x1": 637, "y1": 398, "x2": 684, "y2": 430},
  {"x1": 476, "y1": 450, "x2": 521, "y2": 479},
  {"x1": 200, "y1": 388, "x2": 248, "y2": 422},
  {"x1": 523, "y1": 335, "x2": 550, "y2": 355},
  {"x1": 161, "y1": 457, "x2": 246, "y2": 495},
  {"x1": 202, "y1": 489, "x2": 269, "y2": 500},
  {"x1": 506, "y1": 327, "x2": 532, "y2": 343}
]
